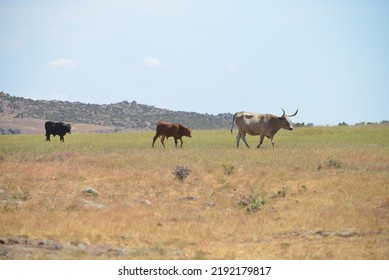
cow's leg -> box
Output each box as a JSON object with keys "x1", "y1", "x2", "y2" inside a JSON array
[
  {"x1": 152, "y1": 134, "x2": 159, "y2": 147},
  {"x1": 174, "y1": 137, "x2": 178, "y2": 148},
  {"x1": 46, "y1": 134, "x2": 50, "y2": 141},
  {"x1": 270, "y1": 135, "x2": 275, "y2": 149},
  {"x1": 60, "y1": 135, "x2": 65, "y2": 142},
  {"x1": 236, "y1": 133, "x2": 241, "y2": 148},
  {"x1": 160, "y1": 136, "x2": 166, "y2": 148},
  {"x1": 257, "y1": 135, "x2": 265, "y2": 149},
  {"x1": 179, "y1": 138, "x2": 184, "y2": 148},
  {"x1": 240, "y1": 131, "x2": 250, "y2": 149}
]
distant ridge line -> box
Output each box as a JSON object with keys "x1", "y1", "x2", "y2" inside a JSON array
[{"x1": 0, "y1": 91, "x2": 232, "y2": 133}]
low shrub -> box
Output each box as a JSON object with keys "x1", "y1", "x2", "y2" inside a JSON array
[
  {"x1": 173, "y1": 166, "x2": 191, "y2": 181},
  {"x1": 239, "y1": 193, "x2": 266, "y2": 213}
]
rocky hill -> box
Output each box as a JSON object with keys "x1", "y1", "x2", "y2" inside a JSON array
[{"x1": 0, "y1": 92, "x2": 232, "y2": 134}]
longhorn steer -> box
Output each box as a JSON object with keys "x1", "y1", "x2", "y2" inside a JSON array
[{"x1": 231, "y1": 109, "x2": 298, "y2": 149}]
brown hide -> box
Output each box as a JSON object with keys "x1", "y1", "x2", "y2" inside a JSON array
[{"x1": 152, "y1": 122, "x2": 191, "y2": 148}]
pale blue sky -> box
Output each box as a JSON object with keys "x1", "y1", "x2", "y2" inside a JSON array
[{"x1": 1, "y1": 0, "x2": 388, "y2": 125}]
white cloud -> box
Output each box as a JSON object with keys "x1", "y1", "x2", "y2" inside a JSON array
[
  {"x1": 143, "y1": 56, "x2": 164, "y2": 67},
  {"x1": 48, "y1": 58, "x2": 80, "y2": 68},
  {"x1": 226, "y1": 64, "x2": 237, "y2": 71}
]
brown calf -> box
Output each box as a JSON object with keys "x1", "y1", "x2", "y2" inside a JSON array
[{"x1": 152, "y1": 122, "x2": 192, "y2": 148}]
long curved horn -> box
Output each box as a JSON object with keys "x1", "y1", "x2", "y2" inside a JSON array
[
  {"x1": 288, "y1": 108, "x2": 298, "y2": 117},
  {"x1": 280, "y1": 108, "x2": 285, "y2": 118}
]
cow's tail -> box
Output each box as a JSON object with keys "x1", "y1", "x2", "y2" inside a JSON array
[{"x1": 230, "y1": 113, "x2": 236, "y2": 134}]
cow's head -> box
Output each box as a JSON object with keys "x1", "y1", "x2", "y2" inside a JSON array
[
  {"x1": 185, "y1": 127, "x2": 192, "y2": 138},
  {"x1": 65, "y1": 123, "x2": 72, "y2": 134},
  {"x1": 181, "y1": 125, "x2": 192, "y2": 138},
  {"x1": 279, "y1": 109, "x2": 298, "y2": 130}
]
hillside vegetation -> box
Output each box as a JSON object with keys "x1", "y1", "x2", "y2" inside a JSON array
[
  {"x1": 0, "y1": 92, "x2": 231, "y2": 133},
  {"x1": 0, "y1": 125, "x2": 388, "y2": 259}
]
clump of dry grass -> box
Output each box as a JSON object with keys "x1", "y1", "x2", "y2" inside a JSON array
[
  {"x1": 222, "y1": 163, "x2": 235, "y2": 175},
  {"x1": 317, "y1": 157, "x2": 343, "y2": 170}
]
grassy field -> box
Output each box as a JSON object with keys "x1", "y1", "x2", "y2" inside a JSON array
[{"x1": 0, "y1": 125, "x2": 388, "y2": 259}]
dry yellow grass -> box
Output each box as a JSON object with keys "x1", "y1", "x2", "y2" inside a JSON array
[{"x1": 0, "y1": 126, "x2": 388, "y2": 259}]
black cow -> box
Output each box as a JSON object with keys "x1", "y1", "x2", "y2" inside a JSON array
[{"x1": 45, "y1": 121, "x2": 72, "y2": 142}]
